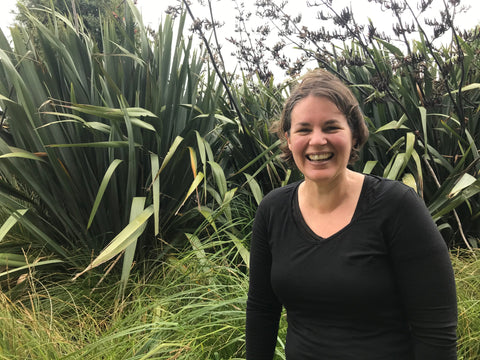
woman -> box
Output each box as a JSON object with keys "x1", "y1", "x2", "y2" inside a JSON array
[{"x1": 246, "y1": 69, "x2": 457, "y2": 359}]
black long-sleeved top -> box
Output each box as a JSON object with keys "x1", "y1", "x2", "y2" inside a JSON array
[{"x1": 246, "y1": 174, "x2": 457, "y2": 359}]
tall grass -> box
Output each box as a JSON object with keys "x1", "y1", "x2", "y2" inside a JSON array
[
  {"x1": 0, "y1": 247, "x2": 247, "y2": 359},
  {"x1": 453, "y1": 249, "x2": 480, "y2": 360},
  {"x1": 0, "y1": 246, "x2": 478, "y2": 359}
]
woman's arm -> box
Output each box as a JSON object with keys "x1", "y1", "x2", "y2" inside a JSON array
[
  {"x1": 246, "y1": 204, "x2": 283, "y2": 360},
  {"x1": 387, "y1": 187, "x2": 457, "y2": 359}
]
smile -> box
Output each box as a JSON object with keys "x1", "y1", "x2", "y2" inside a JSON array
[{"x1": 306, "y1": 153, "x2": 333, "y2": 161}]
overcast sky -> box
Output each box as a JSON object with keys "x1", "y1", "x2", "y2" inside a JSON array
[{"x1": 1, "y1": 0, "x2": 479, "y2": 33}]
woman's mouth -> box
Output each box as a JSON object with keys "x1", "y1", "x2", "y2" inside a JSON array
[{"x1": 306, "y1": 153, "x2": 334, "y2": 161}]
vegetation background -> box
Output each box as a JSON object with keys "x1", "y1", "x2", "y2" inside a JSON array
[{"x1": 0, "y1": 0, "x2": 479, "y2": 358}]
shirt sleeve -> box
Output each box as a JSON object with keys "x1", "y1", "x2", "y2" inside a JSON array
[
  {"x1": 385, "y1": 186, "x2": 458, "y2": 359},
  {"x1": 246, "y1": 201, "x2": 283, "y2": 360}
]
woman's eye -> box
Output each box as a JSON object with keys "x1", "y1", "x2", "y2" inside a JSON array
[
  {"x1": 325, "y1": 126, "x2": 339, "y2": 132},
  {"x1": 296, "y1": 128, "x2": 310, "y2": 133}
]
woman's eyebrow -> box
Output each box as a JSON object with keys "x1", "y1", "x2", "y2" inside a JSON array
[
  {"x1": 292, "y1": 121, "x2": 312, "y2": 127},
  {"x1": 293, "y1": 119, "x2": 341, "y2": 126},
  {"x1": 324, "y1": 119, "x2": 342, "y2": 125}
]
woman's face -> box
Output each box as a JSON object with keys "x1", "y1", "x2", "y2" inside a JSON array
[{"x1": 286, "y1": 95, "x2": 354, "y2": 186}]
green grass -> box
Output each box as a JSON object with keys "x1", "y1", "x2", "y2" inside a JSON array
[
  {"x1": 453, "y1": 249, "x2": 480, "y2": 360},
  {"x1": 0, "y1": 248, "x2": 478, "y2": 359},
  {"x1": 0, "y1": 248, "x2": 248, "y2": 359}
]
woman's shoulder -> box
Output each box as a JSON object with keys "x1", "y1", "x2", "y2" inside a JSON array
[
  {"x1": 258, "y1": 181, "x2": 301, "y2": 209},
  {"x1": 364, "y1": 173, "x2": 415, "y2": 193},
  {"x1": 363, "y1": 174, "x2": 420, "y2": 207}
]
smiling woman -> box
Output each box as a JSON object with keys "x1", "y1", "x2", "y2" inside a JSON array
[
  {"x1": 287, "y1": 96, "x2": 355, "y2": 188},
  {"x1": 246, "y1": 69, "x2": 458, "y2": 360},
  {"x1": 278, "y1": 69, "x2": 368, "y2": 166}
]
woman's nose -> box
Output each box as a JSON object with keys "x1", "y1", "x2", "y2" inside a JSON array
[{"x1": 309, "y1": 129, "x2": 327, "y2": 145}]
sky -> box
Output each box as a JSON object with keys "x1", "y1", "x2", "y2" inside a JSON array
[
  {"x1": 1, "y1": 0, "x2": 479, "y2": 33},
  {"x1": 1, "y1": 0, "x2": 479, "y2": 30}
]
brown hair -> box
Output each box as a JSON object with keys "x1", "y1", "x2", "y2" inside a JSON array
[{"x1": 275, "y1": 69, "x2": 369, "y2": 165}]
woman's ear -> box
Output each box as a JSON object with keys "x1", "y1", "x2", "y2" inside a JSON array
[{"x1": 285, "y1": 131, "x2": 292, "y2": 150}]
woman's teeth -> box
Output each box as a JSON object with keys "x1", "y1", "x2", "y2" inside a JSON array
[{"x1": 307, "y1": 153, "x2": 333, "y2": 161}]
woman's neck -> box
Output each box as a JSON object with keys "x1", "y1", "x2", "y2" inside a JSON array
[{"x1": 299, "y1": 170, "x2": 364, "y2": 213}]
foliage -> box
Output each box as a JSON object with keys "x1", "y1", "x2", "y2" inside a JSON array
[
  {"x1": 15, "y1": 0, "x2": 126, "y2": 48},
  {"x1": 0, "y1": 0, "x2": 291, "y2": 283},
  {"x1": 0, "y1": 2, "x2": 228, "y2": 278},
  {"x1": 179, "y1": 0, "x2": 294, "y2": 193},
  {"x1": 212, "y1": 75, "x2": 295, "y2": 193}
]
